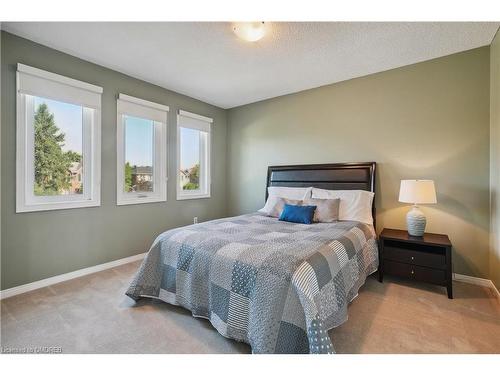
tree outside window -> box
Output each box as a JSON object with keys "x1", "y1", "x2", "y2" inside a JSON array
[{"x1": 33, "y1": 102, "x2": 83, "y2": 196}]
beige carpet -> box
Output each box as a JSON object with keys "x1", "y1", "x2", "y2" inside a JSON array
[{"x1": 1, "y1": 261, "x2": 499, "y2": 353}]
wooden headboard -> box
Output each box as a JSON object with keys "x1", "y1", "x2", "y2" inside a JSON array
[{"x1": 266, "y1": 162, "x2": 377, "y2": 227}]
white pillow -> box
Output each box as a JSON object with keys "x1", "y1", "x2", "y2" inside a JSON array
[
  {"x1": 311, "y1": 188, "x2": 374, "y2": 225},
  {"x1": 259, "y1": 187, "x2": 312, "y2": 215}
]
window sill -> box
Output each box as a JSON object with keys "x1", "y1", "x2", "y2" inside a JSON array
[
  {"x1": 117, "y1": 195, "x2": 167, "y2": 206},
  {"x1": 176, "y1": 193, "x2": 211, "y2": 201},
  {"x1": 16, "y1": 199, "x2": 100, "y2": 213}
]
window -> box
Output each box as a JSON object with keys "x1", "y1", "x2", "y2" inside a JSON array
[
  {"x1": 116, "y1": 94, "x2": 168, "y2": 205},
  {"x1": 177, "y1": 110, "x2": 212, "y2": 200},
  {"x1": 16, "y1": 64, "x2": 102, "y2": 212}
]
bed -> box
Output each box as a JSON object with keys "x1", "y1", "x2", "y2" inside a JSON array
[{"x1": 126, "y1": 162, "x2": 379, "y2": 354}]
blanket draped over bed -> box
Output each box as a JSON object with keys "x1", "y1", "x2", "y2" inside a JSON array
[{"x1": 126, "y1": 213, "x2": 378, "y2": 354}]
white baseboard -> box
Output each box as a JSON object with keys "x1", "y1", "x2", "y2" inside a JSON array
[
  {"x1": 453, "y1": 273, "x2": 500, "y2": 300},
  {"x1": 0, "y1": 252, "x2": 146, "y2": 300}
]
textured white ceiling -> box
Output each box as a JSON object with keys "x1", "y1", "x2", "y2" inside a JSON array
[{"x1": 2, "y1": 22, "x2": 499, "y2": 108}]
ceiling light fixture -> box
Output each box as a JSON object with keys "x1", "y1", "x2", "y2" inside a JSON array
[{"x1": 232, "y1": 22, "x2": 267, "y2": 42}]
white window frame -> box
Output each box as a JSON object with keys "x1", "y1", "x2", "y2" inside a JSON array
[
  {"x1": 16, "y1": 64, "x2": 102, "y2": 213},
  {"x1": 176, "y1": 110, "x2": 212, "y2": 200},
  {"x1": 116, "y1": 94, "x2": 169, "y2": 206}
]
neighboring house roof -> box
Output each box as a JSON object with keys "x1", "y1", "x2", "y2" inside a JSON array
[
  {"x1": 69, "y1": 162, "x2": 82, "y2": 174},
  {"x1": 180, "y1": 169, "x2": 190, "y2": 178},
  {"x1": 132, "y1": 166, "x2": 152, "y2": 175}
]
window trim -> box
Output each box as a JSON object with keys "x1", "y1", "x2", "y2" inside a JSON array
[
  {"x1": 176, "y1": 110, "x2": 212, "y2": 200},
  {"x1": 116, "y1": 93, "x2": 169, "y2": 206},
  {"x1": 16, "y1": 64, "x2": 102, "y2": 213}
]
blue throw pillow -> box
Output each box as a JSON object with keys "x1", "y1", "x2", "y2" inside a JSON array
[{"x1": 279, "y1": 204, "x2": 317, "y2": 224}]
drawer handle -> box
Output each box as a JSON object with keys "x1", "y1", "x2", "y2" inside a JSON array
[
  {"x1": 411, "y1": 270, "x2": 415, "y2": 275},
  {"x1": 411, "y1": 256, "x2": 415, "y2": 260}
]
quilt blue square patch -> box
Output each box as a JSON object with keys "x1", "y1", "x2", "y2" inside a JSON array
[
  {"x1": 177, "y1": 244, "x2": 195, "y2": 272},
  {"x1": 274, "y1": 321, "x2": 310, "y2": 354},
  {"x1": 161, "y1": 264, "x2": 177, "y2": 292},
  {"x1": 231, "y1": 261, "x2": 257, "y2": 298},
  {"x1": 210, "y1": 283, "x2": 231, "y2": 322},
  {"x1": 307, "y1": 252, "x2": 332, "y2": 289}
]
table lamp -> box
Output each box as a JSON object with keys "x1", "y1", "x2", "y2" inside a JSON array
[{"x1": 399, "y1": 180, "x2": 437, "y2": 237}]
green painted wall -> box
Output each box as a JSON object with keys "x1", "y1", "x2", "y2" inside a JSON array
[
  {"x1": 1, "y1": 31, "x2": 228, "y2": 289},
  {"x1": 1, "y1": 30, "x2": 495, "y2": 288},
  {"x1": 490, "y1": 29, "x2": 500, "y2": 289},
  {"x1": 227, "y1": 47, "x2": 491, "y2": 279}
]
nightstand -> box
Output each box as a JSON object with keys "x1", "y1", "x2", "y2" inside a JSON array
[{"x1": 378, "y1": 228, "x2": 453, "y2": 299}]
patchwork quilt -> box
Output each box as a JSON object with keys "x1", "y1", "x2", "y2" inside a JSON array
[{"x1": 126, "y1": 213, "x2": 378, "y2": 354}]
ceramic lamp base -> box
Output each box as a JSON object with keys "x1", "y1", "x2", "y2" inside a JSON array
[{"x1": 406, "y1": 205, "x2": 426, "y2": 237}]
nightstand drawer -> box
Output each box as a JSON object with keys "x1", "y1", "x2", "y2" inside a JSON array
[
  {"x1": 384, "y1": 246, "x2": 446, "y2": 269},
  {"x1": 384, "y1": 260, "x2": 446, "y2": 285}
]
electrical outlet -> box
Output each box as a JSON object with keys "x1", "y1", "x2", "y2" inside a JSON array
[{"x1": 193, "y1": 217, "x2": 198, "y2": 224}]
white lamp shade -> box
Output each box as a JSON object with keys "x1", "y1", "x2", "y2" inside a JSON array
[{"x1": 399, "y1": 180, "x2": 437, "y2": 204}]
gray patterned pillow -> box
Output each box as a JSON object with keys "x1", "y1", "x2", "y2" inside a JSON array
[
  {"x1": 304, "y1": 198, "x2": 340, "y2": 223},
  {"x1": 268, "y1": 197, "x2": 303, "y2": 218}
]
